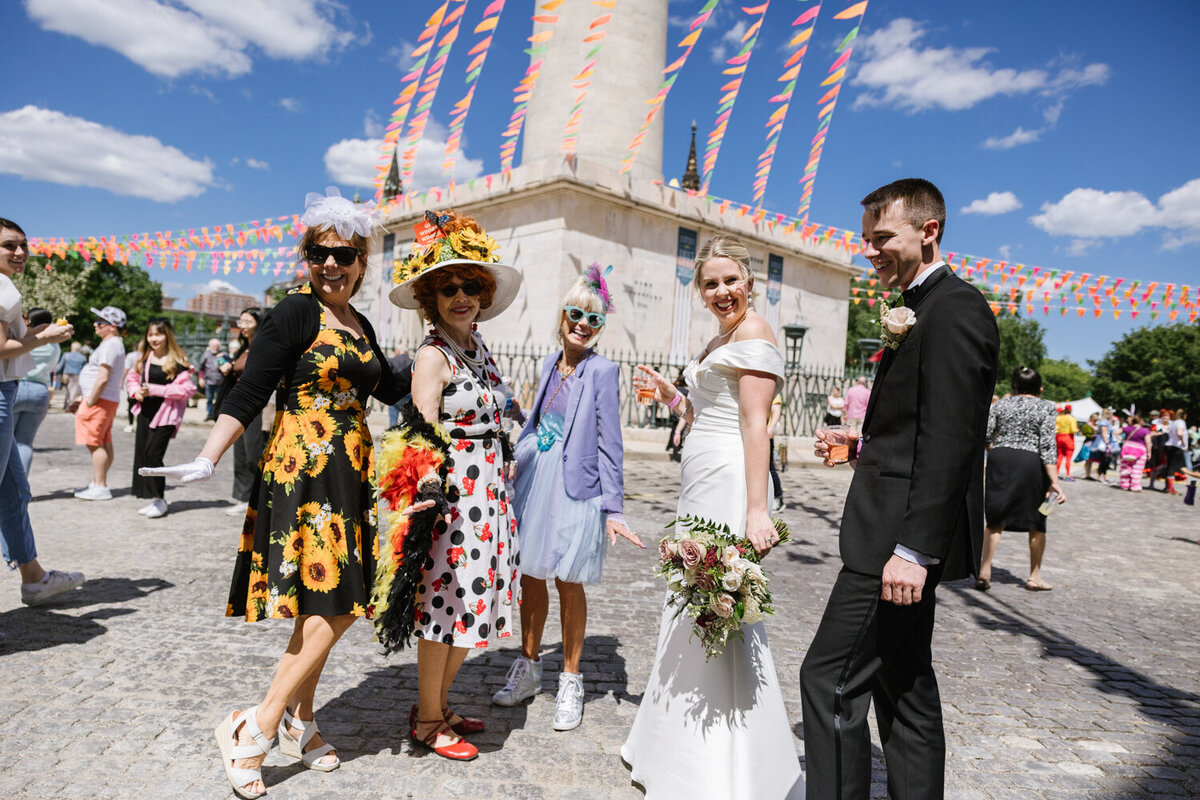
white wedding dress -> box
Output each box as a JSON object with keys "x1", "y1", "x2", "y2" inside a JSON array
[{"x1": 621, "y1": 339, "x2": 804, "y2": 799}]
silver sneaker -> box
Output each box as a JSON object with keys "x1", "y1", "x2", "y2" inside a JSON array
[
  {"x1": 21, "y1": 570, "x2": 85, "y2": 606},
  {"x1": 552, "y1": 672, "x2": 585, "y2": 731},
  {"x1": 492, "y1": 655, "x2": 543, "y2": 706}
]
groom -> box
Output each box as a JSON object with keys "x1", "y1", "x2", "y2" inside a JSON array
[{"x1": 802, "y1": 179, "x2": 998, "y2": 799}]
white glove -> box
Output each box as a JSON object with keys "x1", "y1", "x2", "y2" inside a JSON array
[{"x1": 138, "y1": 456, "x2": 215, "y2": 483}]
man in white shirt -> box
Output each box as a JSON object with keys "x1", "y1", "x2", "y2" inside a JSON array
[{"x1": 74, "y1": 306, "x2": 127, "y2": 500}]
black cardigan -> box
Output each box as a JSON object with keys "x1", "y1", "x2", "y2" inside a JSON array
[{"x1": 220, "y1": 289, "x2": 405, "y2": 428}]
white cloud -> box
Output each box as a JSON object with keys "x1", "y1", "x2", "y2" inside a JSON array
[
  {"x1": 25, "y1": 0, "x2": 352, "y2": 79},
  {"x1": 1030, "y1": 179, "x2": 1200, "y2": 252},
  {"x1": 982, "y1": 127, "x2": 1041, "y2": 150},
  {"x1": 0, "y1": 105, "x2": 213, "y2": 202},
  {"x1": 851, "y1": 18, "x2": 1108, "y2": 113},
  {"x1": 387, "y1": 39, "x2": 418, "y2": 71},
  {"x1": 997, "y1": 244, "x2": 1012, "y2": 260},
  {"x1": 323, "y1": 120, "x2": 485, "y2": 192},
  {"x1": 961, "y1": 191, "x2": 1022, "y2": 216},
  {"x1": 278, "y1": 97, "x2": 301, "y2": 112},
  {"x1": 202, "y1": 279, "x2": 241, "y2": 294},
  {"x1": 246, "y1": 158, "x2": 269, "y2": 170},
  {"x1": 710, "y1": 20, "x2": 747, "y2": 63},
  {"x1": 363, "y1": 109, "x2": 385, "y2": 139}
]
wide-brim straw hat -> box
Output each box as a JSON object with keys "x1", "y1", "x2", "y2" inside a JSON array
[{"x1": 389, "y1": 259, "x2": 522, "y2": 322}]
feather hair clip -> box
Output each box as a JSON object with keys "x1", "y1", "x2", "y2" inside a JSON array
[{"x1": 585, "y1": 263, "x2": 615, "y2": 313}]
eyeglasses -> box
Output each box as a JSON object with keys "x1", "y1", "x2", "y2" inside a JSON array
[
  {"x1": 304, "y1": 244, "x2": 361, "y2": 267},
  {"x1": 563, "y1": 305, "x2": 606, "y2": 328},
  {"x1": 438, "y1": 280, "x2": 484, "y2": 298}
]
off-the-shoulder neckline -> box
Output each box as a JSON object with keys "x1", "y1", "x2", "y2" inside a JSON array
[{"x1": 697, "y1": 337, "x2": 781, "y2": 367}]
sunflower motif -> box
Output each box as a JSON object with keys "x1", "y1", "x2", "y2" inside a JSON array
[
  {"x1": 248, "y1": 569, "x2": 270, "y2": 603},
  {"x1": 281, "y1": 523, "x2": 311, "y2": 564},
  {"x1": 321, "y1": 512, "x2": 350, "y2": 562},
  {"x1": 273, "y1": 441, "x2": 305, "y2": 487},
  {"x1": 300, "y1": 408, "x2": 337, "y2": 443},
  {"x1": 245, "y1": 601, "x2": 262, "y2": 623},
  {"x1": 274, "y1": 592, "x2": 300, "y2": 619},
  {"x1": 238, "y1": 510, "x2": 256, "y2": 553},
  {"x1": 343, "y1": 428, "x2": 365, "y2": 472},
  {"x1": 300, "y1": 544, "x2": 341, "y2": 593},
  {"x1": 316, "y1": 355, "x2": 352, "y2": 395},
  {"x1": 351, "y1": 602, "x2": 366, "y2": 617},
  {"x1": 449, "y1": 228, "x2": 500, "y2": 262}
]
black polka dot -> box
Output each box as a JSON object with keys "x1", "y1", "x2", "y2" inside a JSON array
[
  {"x1": 472, "y1": 577, "x2": 487, "y2": 594},
  {"x1": 488, "y1": 507, "x2": 494, "y2": 517},
  {"x1": 477, "y1": 623, "x2": 489, "y2": 639},
  {"x1": 443, "y1": 634, "x2": 455, "y2": 644},
  {"x1": 420, "y1": 613, "x2": 431, "y2": 625},
  {"x1": 440, "y1": 572, "x2": 452, "y2": 585},
  {"x1": 455, "y1": 587, "x2": 465, "y2": 598},
  {"x1": 490, "y1": 556, "x2": 497, "y2": 569},
  {"x1": 466, "y1": 465, "x2": 480, "y2": 479},
  {"x1": 461, "y1": 613, "x2": 475, "y2": 629},
  {"x1": 431, "y1": 595, "x2": 444, "y2": 609},
  {"x1": 431, "y1": 623, "x2": 441, "y2": 634},
  {"x1": 463, "y1": 381, "x2": 474, "y2": 392},
  {"x1": 496, "y1": 577, "x2": 505, "y2": 592},
  {"x1": 445, "y1": 606, "x2": 455, "y2": 616},
  {"x1": 496, "y1": 618, "x2": 506, "y2": 631},
  {"x1": 450, "y1": 428, "x2": 465, "y2": 439},
  {"x1": 450, "y1": 530, "x2": 464, "y2": 545},
  {"x1": 469, "y1": 507, "x2": 481, "y2": 522},
  {"x1": 424, "y1": 555, "x2": 435, "y2": 570}
]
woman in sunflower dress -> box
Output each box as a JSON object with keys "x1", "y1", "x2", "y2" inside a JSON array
[
  {"x1": 142, "y1": 189, "x2": 405, "y2": 799},
  {"x1": 372, "y1": 209, "x2": 522, "y2": 762}
]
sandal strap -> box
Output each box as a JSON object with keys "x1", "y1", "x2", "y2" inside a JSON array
[
  {"x1": 414, "y1": 718, "x2": 454, "y2": 746},
  {"x1": 226, "y1": 764, "x2": 264, "y2": 789},
  {"x1": 240, "y1": 706, "x2": 275, "y2": 755},
  {"x1": 302, "y1": 742, "x2": 337, "y2": 766},
  {"x1": 282, "y1": 708, "x2": 318, "y2": 750}
]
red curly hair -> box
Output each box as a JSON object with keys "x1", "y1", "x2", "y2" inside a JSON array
[{"x1": 409, "y1": 210, "x2": 497, "y2": 322}]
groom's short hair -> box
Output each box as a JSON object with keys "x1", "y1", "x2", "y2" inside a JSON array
[{"x1": 861, "y1": 179, "x2": 946, "y2": 244}]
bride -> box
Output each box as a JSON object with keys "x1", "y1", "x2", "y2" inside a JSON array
[{"x1": 622, "y1": 235, "x2": 804, "y2": 799}]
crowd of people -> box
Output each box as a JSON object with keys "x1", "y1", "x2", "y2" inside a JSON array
[{"x1": 4, "y1": 178, "x2": 1195, "y2": 800}]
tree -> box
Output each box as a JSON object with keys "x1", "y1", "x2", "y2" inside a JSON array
[
  {"x1": 994, "y1": 312, "x2": 1047, "y2": 394},
  {"x1": 1039, "y1": 358, "x2": 1092, "y2": 402},
  {"x1": 13, "y1": 253, "x2": 163, "y2": 348},
  {"x1": 1091, "y1": 323, "x2": 1199, "y2": 419},
  {"x1": 844, "y1": 298, "x2": 881, "y2": 368}
]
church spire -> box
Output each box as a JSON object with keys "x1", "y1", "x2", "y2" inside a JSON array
[
  {"x1": 680, "y1": 121, "x2": 700, "y2": 191},
  {"x1": 383, "y1": 147, "x2": 403, "y2": 200}
]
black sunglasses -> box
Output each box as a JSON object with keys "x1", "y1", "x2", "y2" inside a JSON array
[
  {"x1": 438, "y1": 280, "x2": 484, "y2": 298},
  {"x1": 304, "y1": 244, "x2": 361, "y2": 267}
]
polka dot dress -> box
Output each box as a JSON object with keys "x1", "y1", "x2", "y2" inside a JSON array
[{"x1": 412, "y1": 331, "x2": 519, "y2": 648}]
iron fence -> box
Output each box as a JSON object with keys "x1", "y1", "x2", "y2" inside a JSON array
[{"x1": 418, "y1": 340, "x2": 867, "y2": 437}]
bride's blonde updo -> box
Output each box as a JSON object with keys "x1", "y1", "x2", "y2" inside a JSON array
[{"x1": 693, "y1": 234, "x2": 752, "y2": 289}]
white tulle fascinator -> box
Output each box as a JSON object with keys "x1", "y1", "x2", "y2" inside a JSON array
[{"x1": 301, "y1": 186, "x2": 379, "y2": 240}]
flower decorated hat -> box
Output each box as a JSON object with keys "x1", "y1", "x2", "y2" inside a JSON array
[{"x1": 389, "y1": 209, "x2": 521, "y2": 321}]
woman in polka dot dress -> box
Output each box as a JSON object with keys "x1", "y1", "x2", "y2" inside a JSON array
[{"x1": 374, "y1": 209, "x2": 523, "y2": 762}]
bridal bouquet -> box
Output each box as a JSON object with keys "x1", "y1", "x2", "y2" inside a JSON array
[{"x1": 655, "y1": 515, "x2": 791, "y2": 661}]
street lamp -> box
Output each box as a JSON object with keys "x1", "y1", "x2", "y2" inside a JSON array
[{"x1": 782, "y1": 324, "x2": 808, "y2": 372}]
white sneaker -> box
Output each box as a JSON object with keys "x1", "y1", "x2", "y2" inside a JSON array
[
  {"x1": 772, "y1": 497, "x2": 784, "y2": 513},
  {"x1": 224, "y1": 501, "x2": 249, "y2": 517},
  {"x1": 21, "y1": 570, "x2": 85, "y2": 606},
  {"x1": 552, "y1": 672, "x2": 585, "y2": 731},
  {"x1": 143, "y1": 499, "x2": 168, "y2": 519},
  {"x1": 74, "y1": 483, "x2": 112, "y2": 501},
  {"x1": 122, "y1": 423, "x2": 135, "y2": 433},
  {"x1": 492, "y1": 655, "x2": 543, "y2": 706}
]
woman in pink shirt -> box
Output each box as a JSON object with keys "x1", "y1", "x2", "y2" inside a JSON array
[{"x1": 127, "y1": 318, "x2": 196, "y2": 518}]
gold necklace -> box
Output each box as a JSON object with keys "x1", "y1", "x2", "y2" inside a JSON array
[{"x1": 718, "y1": 308, "x2": 749, "y2": 339}]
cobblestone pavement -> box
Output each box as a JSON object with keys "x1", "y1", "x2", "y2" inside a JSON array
[{"x1": 3, "y1": 407, "x2": 1198, "y2": 799}]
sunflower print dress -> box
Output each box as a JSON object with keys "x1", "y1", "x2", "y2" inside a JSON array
[
  {"x1": 227, "y1": 288, "x2": 380, "y2": 622},
  {"x1": 412, "y1": 331, "x2": 520, "y2": 647}
]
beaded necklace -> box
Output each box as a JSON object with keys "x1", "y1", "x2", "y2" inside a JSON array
[{"x1": 535, "y1": 353, "x2": 588, "y2": 451}]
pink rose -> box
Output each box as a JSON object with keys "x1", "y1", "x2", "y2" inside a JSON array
[
  {"x1": 882, "y1": 306, "x2": 916, "y2": 336},
  {"x1": 678, "y1": 539, "x2": 704, "y2": 568},
  {"x1": 658, "y1": 539, "x2": 675, "y2": 562},
  {"x1": 710, "y1": 593, "x2": 735, "y2": 619},
  {"x1": 694, "y1": 570, "x2": 717, "y2": 592}
]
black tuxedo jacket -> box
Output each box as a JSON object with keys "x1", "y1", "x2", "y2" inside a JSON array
[{"x1": 841, "y1": 266, "x2": 999, "y2": 580}]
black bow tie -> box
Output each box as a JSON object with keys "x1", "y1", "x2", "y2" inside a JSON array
[{"x1": 901, "y1": 287, "x2": 917, "y2": 306}]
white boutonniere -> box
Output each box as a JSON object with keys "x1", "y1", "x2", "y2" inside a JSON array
[{"x1": 875, "y1": 298, "x2": 916, "y2": 350}]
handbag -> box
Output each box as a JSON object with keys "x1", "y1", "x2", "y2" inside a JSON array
[{"x1": 1073, "y1": 443, "x2": 1091, "y2": 463}]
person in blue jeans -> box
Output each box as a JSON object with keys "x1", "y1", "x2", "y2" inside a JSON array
[
  {"x1": 196, "y1": 338, "x2": 228, "y2": 420},
  {"x1": 0, "y1": 218, "x2": 84, "y2": 616},
  {"x1": 60, "y1": 341, "x2": 86, "y2": 410},
  {"x1": 13, "y1": 307, "x2": 59, "y2": 474}
]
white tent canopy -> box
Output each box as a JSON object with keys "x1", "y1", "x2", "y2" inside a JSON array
[{"x1": 1063, "y1": 395, "x2": 1103, "y2": 422}]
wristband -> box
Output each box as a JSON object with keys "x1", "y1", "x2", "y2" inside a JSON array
[{"x1": 668, "y1": 392, "x2": 684, "y2": 410}]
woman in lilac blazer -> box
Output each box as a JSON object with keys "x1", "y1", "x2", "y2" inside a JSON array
[{"x1": 493, "y1": 267, "x2": 643, "y2": 731}]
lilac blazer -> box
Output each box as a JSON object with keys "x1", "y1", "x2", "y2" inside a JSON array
[{"x1": 517, "y1": 350, "x2": 624, "y2": 516}]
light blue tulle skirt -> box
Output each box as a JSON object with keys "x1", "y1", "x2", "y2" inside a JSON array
[{"x1": 512, "y1": 420, "x2": 607, "y2": 585}]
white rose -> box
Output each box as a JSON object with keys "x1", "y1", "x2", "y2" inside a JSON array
[
  {"x1": 722, "y1": 572, "x2": 742, "y2": 591},
  {"x1": 731, "y1": 559, "x2": 749, "y2": 578},
  {"x1": 744, "y1": 563, "x2": 766, "y2": 584},
  {"x1": 882, "y1": 306, "x2": 917, "y2": 335},
  {"x1": 722, "y1": 545, "x2": 740, "y2": 566}
]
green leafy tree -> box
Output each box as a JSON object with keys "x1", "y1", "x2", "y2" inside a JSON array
[
  {"x1": 844, "y1": 298, "x2": 881, "y2": 368},
  {"x1": 1090, "y1": 323, "x2": 1199, "y2": 419},
  {"x1": 994, "y1": 312, "x2": 1047, "y2": 394},
  {"x1": 1039, "y1": 358, "x2": 1093, "y2": 402},
  {"x1": 13, "y1": 253, "x2": 162, "y2": 348}
]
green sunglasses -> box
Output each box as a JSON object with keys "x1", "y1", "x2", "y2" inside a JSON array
[{"x1": 563, "y1": 305, "x2": 606, "y2": 328}]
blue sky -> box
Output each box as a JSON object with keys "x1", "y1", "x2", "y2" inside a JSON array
[{"x1": 3, "y1": 0, "x2": 1197, "y2": 365}]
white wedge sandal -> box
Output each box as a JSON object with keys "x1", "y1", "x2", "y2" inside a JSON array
[
  {"x1": 214, "y1": 706, "x2": 275, "y2": 800},
  {"x1": 278, "y1": 708, "x2": 340, "y2": 772}
]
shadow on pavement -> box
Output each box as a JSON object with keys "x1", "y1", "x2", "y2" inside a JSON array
[
  {"x1": 0, "y1": 606, "x2": 135, "y2": 655},
  {"x1": 952, "y1": 583, "x2": 1200, "y2": 798},
  {"x1": 50, "y1": 576, "x2": 174, "y2": 608}
]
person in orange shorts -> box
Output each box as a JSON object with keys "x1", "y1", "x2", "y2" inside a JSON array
[{"x1": 74, "y1": 306, "x2": 126, "y2": 501}]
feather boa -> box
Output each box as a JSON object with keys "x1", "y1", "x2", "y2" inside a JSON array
[{"x1": 370, "y1": 403, "x2": 451, "y2": 654}]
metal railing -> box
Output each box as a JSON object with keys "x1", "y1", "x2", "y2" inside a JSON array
[{"x1": 424, "y1": 340, "x2": 867, "y2": 436}]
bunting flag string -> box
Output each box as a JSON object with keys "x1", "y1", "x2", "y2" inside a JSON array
[
  {"x1": 796, "y1": 0, "x2": 868, "y2": 221},
  {"x1": 441, "y1": 0, "x2": 507, "y2": 183},
  {"x1": 561, "y1": 0, "x2": 619, "y2": 154},
  {"x1": 399, "y1": 0, "x2": 469, "y2": 188},
  {"x1": 751, "y1": 0, "x2": 820, "y2": 209},
  {"x1": 700, "y1": 1, "x2": 771, "y2": 195},
  {"x1": 498, "y1": 0, "x2": 564, "y2": 172},
  {"x1": 373, "y1": 1, "x2": 450, "y2": 200},
  {"x1": 619, "y1": 0, "x2": 718, "y2": 175}
]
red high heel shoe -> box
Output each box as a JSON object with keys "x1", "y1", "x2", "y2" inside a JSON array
[{"x1": 411, "y1": 718, "x2": 478, "y2": 761}]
